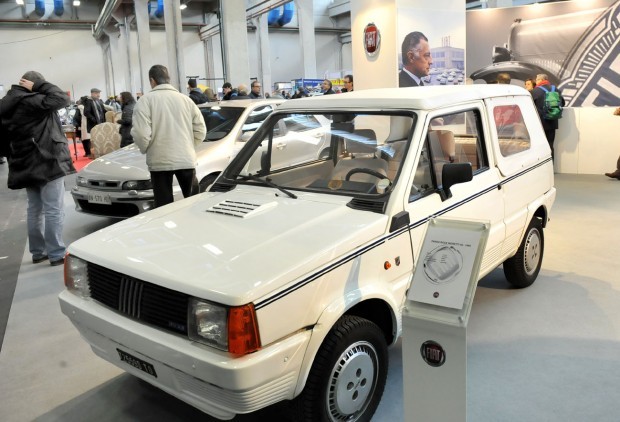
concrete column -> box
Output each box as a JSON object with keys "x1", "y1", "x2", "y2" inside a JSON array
[
  {"x1": 294, "y1": 0, "x2": 317, "y2": 79},
  {"x1": 257, "y1": 13, "x2": 272, "y2": 96},
  {"x1": 112, "y1": 11, "x2": 134, "y2": 95},
  {"x1": 134, "y1": 0, "x2": 153, "y2": 95},
  {"x1": 163, "y1": 0, "x2": 186, "y2": 91},
  {"x1": 220, "y1": 0, "x2": 250, "y2": 86},
  {"x1": 102, "y1": 30, "x2": 119, "y2": 95}
]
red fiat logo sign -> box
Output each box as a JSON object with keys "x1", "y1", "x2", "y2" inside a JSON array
[{"x1": 363, "y1": 22, "x2": 381, "y2": 56}]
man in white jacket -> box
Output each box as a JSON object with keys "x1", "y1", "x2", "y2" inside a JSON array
[{"x1": 131, "y1": 65, "x2": 207, "y2": 208}]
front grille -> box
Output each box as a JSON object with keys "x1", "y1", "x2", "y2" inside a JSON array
[
  {"x1": 87, "y1": 180, "x2": 122, "y2": 189},
  {"x1": 88, "y1": 263, "x2": 190, "y2": 335},
  {"x1": 77, "y1": 200, "x2": 141, "y2": 218}
]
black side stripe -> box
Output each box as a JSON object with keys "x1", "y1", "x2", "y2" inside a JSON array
[{"x1": 254, "y1": 158, "x2": 552, "y2": 310}]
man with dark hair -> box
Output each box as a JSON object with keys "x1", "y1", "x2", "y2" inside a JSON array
[
  {"x1": 131, "y1": 65, "x2": 207, "y2": 208},
  {"x1": 222, "y1": 82, "x2": 236, "y2": 101},
  {"x1": 343, "y1": 74, "x2": 353, "y2": 92},
  {"x1": 249, "y1": 80, "x2": 263, "y2": 99},
  {"x1": 187, "y1": 78, "x2": 209, "y2": 104},
  {"x1": 321, "y1": 79, "x2": 335, "y2": 95},
  {"x1": 0, "y1": 71, "x2": 75, "y2": 266},
  {"x1": 399, "y1": 31, "x2": 433, "y2": 87}
]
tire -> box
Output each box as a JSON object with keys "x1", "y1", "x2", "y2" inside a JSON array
[
  {"x1": 198, "y1": 174, "x2": 218, "y2": 193},
  {"x1": 291, "y1": 315, "x2": 388, "y2": 422},
  {"x1": 503, "y1": 217, "x2": 544, "y2": 288}
]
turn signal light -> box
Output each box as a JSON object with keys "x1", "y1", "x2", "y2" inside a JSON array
[{"x1": 228, "y1": 304, "x2": 261, "y2": 355}]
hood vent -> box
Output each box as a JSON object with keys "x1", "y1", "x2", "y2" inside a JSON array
[
  {"x1": 206, "y1": 200, "x2": 276, "y2": 218},
  {"x1": 347, "y1": 198, "x2": 386, "y2": 214},
  {"x1": 209, "y1": 182, "x2": 235, "y2": 193}
]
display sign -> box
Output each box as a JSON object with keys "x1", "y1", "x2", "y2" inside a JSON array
[{"x1": 407, "y1": 218, "x2": 488, "y2": 312}]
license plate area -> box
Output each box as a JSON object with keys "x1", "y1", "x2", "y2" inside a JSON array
[
  {"x1": 117, "y1": 349, "x2": 158, "y2": 377},
  {"x1": 88, "y1": 192, "x2": 112, "y2": 205}
]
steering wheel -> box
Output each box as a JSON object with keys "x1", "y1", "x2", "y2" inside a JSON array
[{"x1": 345, "y1": 168, "x2": 389, "y2": 182}]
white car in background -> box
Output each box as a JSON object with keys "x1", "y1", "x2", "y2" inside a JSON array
[{"x1": 70, "y1": 99, "x2": 284, "y2": 218}]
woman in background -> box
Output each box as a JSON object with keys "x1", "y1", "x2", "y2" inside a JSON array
[{"x1": 117, "y1": 91, "x2": 136, "y2": 147}]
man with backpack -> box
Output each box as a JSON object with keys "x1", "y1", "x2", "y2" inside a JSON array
[{"x1": 532, "y1": 73, "x2": 565, "y2": 160}]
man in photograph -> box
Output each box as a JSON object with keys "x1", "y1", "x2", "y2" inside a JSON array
[{"x1": 399, "y1": 31, "x2": 433, "y2": 87}]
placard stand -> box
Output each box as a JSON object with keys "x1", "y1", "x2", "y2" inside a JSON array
[{"x1": 402, "y1": 218, "x2": 489, "y2": 422}]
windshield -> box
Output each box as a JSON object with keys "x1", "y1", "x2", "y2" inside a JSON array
[{"x1": 224, "y1": 112, "x2": 416, "y2": 197}]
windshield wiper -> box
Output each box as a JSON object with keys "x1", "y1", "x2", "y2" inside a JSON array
[{"x1": 234, "y1": 173, "x2": 298, "y2": 199}]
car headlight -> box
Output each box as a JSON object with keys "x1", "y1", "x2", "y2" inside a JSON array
[
  {"x1": 77, "y1": 176, "x2": 88, "y2": 187},
  {"x1": 122, "y1": 180, "x2": 152, "y2": 190},
  {"x1": 188, "y1": 298, "x2": 261, "y2": 355},
  {"x1": 64, "y1": 255, "x2": 90, "y2": 298}
]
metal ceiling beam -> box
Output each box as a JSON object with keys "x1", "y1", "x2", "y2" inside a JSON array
[{"x1": 93, "y1": 0, "x2": 124, "y2": 39}]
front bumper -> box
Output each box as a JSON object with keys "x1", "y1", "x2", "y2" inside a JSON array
[
  {"x1": 59, "y1": 290, "x2": 311, "y2": 420},
  {"x1": 71, "y1": 185, "x2": 154, "y2": 218}
]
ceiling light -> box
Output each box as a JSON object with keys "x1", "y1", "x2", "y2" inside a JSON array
[
  {"x1": 180, "y1": 3, "x2": 187, "y2": 10},
  {"x1": 73, "y1": 0, "x2": 80, "y2": 5},
  {"x1": 16, "y1": 0, "x2": 24, "y2": 5}
]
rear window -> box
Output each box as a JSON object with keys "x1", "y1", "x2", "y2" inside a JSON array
[{"x1": 493, "y1": 105, "x2": 531, "y2": 157}]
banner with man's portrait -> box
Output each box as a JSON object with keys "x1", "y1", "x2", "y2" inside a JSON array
[
  {"x1": 397, "y1": 7, "x2": 466, "y2": 88},
  {"x1": 466, "y1": 0, "x2": 620, "y2": 107}
]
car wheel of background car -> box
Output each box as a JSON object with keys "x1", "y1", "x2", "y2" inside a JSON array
[
  {"x1": 199, "y1": 174, "x2": 219, "y2": 193},
  {"x1": 503, "y1": 217, "x2": 544, "y2": 288},
  {"x1": 291, "y1": 315, "x2": 388, "y2": 422}
]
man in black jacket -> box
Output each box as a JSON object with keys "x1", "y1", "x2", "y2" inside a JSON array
[
  {"x1": 0, "y1": 71, "x2": 75, "y2": 266},
  {"x1": 83, "y1": 87, "x2": 106, "y2": 156},
  {"x1": 187, "y1": 78, "x2": 209, "y2": 104}
]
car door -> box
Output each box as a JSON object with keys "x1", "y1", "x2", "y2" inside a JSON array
[{"x1": 403, "y1": 104, "x2": 506, "y2": 277}]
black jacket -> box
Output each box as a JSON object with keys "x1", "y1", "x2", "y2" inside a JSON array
[
  {"x1": 189, "y1": 88, "x2": 209, "y2": 105},
  {"x1": 118, "y1": 99, "x2": 136, "y2": 147},
  {"x1": 0, "y1": 80, "x2": 75, "y2": 189},
  {"x1": 83, "y1": 97, "x2": 106, "y2": 132}
]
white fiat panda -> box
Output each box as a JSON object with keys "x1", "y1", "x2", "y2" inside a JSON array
[{"x1": 59, "y1": 85, "x2": 555, "y2": 421}]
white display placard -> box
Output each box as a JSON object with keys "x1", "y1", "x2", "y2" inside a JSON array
[{"x1": 407, "y1": 219, "x2": 488, "y2": 310}]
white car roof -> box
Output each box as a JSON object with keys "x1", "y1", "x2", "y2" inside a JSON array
[
  {"x1": 276, "y1": 85, "x2": 531, "y2": 112},
  {"x1": 201, "y1": 98, "x2": 285, "y2": 109}
]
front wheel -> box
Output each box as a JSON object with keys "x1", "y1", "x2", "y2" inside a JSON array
[
  {"x1": 291, "y1": 315, "x2": 388, "y2": 422},
  {"x1": 503, "y1": 217, "x2": 544, "y2": 288}
]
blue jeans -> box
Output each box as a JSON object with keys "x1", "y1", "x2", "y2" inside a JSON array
[{"x1": 26, "y1": 177, "x2": 66, "y2": 261}]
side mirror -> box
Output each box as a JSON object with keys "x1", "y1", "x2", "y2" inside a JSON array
[{"x1": 440, "y1": 162, "x2": 473, "y2": 201}]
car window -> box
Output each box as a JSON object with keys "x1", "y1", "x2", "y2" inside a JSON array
[
  {"x1": 201, "y1": 107, "x2": 244, "y2": 141},
  {"x1": 242, "y1": 105, "x2": 275, "y2": 133},
  {"x1": 410, "y1": 109, "x2": 488, "y2": 201},
  {"x1": 225, "y1": 112, "x2": 415, "y2": 199},
  {"x1": 492, "y1": 104, "x2": 531, "y2": 157}
]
